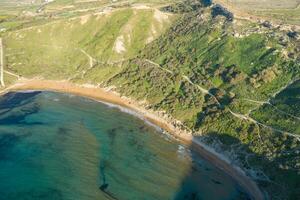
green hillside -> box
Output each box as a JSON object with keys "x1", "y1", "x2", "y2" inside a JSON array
[
  {"x1": 1, "y1": 0, "x2": 300, "y2": 199},
  {"x1": 3, "y1": 6, "x2": 175, "y2": 78},
  {"x1": 105, "y1": 3, "x2": 300, "y2": 199},
  {"x1": 252, "y1": 80, "x2": 300, "y2": 134}
]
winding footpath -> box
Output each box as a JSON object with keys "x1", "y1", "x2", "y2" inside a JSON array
[
  {"x1": 4, "y1": 70, "x2": 20, "y2": 79},
  {"x1": 244, "y1": 97, "x2": 300, "y2": 121},
  {"x1": 243, "y1": 79, "x2": 300, "y2": 121},
  {"x1": 0, "y1": 38, "x2": 4, "y2": 87},
  {"x1": 145, "y1": 58, "x2": 300, "y2": 141},
  {"x1": 80, "y1": 49, "x2": 95, "y2": 69},
  {"x1": 144, "y1": 59, "x2": 174, "y2": 74}
]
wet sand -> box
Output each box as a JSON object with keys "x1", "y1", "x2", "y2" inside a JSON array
[{"x1": 3, "y1": 78, "x2": 264, "y2": 200}]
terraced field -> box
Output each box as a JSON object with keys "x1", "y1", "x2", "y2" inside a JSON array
[
  {"x1": 215, "y1": 0, "x2": 300, "y2": 26},
  {"x1": 224, "y1": 0, "x2": 300, "y2": 9},
  {"x1": 253, "y1": 7, "x2": 300, "y2": 26}
]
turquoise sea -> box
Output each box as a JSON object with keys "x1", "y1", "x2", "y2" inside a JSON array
[{"x1": 0, "y1": 91, "x2": 251, "y2": 200}]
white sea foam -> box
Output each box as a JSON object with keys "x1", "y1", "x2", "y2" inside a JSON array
[
  {"x1": 16, "y1": 90, "x2": 39, "y2": 93},
  {"x1": 160, "y1": 130, "x2": 176, "y2": 141},
  {"x1": 91, "y1": 99, "x2": 172, "y2": 137},
  {"x1": 177, "y1": 144, "x2": 191, "y2": 159}
]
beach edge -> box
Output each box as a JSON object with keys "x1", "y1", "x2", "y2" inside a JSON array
[{"x1": 1, "y1": 78, "x2": 265, "y2": 200}]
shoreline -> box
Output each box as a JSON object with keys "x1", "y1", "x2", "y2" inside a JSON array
[{"x1": 3, "y1": 79, "x2": 264, "y2": 200}]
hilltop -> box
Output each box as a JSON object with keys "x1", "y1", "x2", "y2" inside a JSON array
[{"x1": 0, "y1": 0, "x2": 177, "y2": 82}]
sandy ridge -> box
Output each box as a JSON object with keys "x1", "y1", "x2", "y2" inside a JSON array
[{"x1": 2, "y1": 79, "x2": 264, "y2": 200}]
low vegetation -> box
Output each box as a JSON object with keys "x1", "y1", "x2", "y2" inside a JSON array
[
  {"x1": 3, "y1": 5, "x2": 175, "y2": 78},
  {"x1": 106, "y1": 3, "x2": 300, "y2": 199},
  {"x1": 1, "y1": 0, "x2": 300, "y2": 199}
]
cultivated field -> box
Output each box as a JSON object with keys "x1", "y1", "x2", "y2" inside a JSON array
[{"x1": 215, "y1": 0, "x2": 300, "y2": 26}]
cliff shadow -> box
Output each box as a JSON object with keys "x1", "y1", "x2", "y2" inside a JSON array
[{"x1": 173, "y1": 133, "x2": 300, "y2": 200}]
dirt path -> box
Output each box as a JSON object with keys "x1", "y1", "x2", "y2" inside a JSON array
[
  {"x1": 80, "y1": 49, "x2": 95, "y2": 68},
  {"x1": 270, "y1": 104, "x2": 300, "y2": 121},
  {"x1": 144, "y1": 59, "x2": 174, "y2": 74},
  {"x1": 182, "y1": 75, "x2": 210, "y2": 94},
  {"x1": 244, "y1": 78, "x2": 300, "y2": 120},
  {"x1": 0, "y1": 38, "x2": 4, "y2": 87},
  {"x1": 242, "y1": 98, "x2": 269, "y2": 105},
  {"x1": 229, "y1": 110, "x2": 300, "y2": 141},
  {"x1": 4, "y1": 70, "x2": 20, "y2": 79},
  {"x1": 244, "y1": 97, "x2": 300, "y2": 121},
  {"x1": 146, "y1": 58, "x2": 300, "y2": 141}
]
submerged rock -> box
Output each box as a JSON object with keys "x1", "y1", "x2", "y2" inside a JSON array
[{"x1": 99, "y1": 183, "x2": 109, "y2": 191}]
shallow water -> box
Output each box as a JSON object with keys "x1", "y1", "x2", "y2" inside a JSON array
[{"x1": 0, "y1": 91, "x2": 250, "y2": 200}]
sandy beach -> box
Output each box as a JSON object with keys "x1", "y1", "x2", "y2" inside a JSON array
[{"x1": 2, "y1": 78, "x2": 264, "y2": 200}]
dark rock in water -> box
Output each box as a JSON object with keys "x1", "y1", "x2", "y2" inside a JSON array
[
  {"x1": 0, "y1": 132, "x2": 32, "y2": 160},
  {"x1": 99, "y1": 183, "x2": 109, "y2": 191},
  {"x1": 205, "y1": 167, "x2": 211, "y2": 171},
  {"x1": 191, "y1": 165, "x2": 198, "y2": 172},
  {"x1": 99, "y1": 187, "x2": 119, "y2": 200},
  {"x1": 182, "y1": 192, "x2": 199, "y2": 200},
  {"x1": 57, "y1": 127, "x2": 70, "y2": 135},
  {"x1": 99, "y1": 161, "x2": 107, "y2": 185},
  {"x1": 128, "y1": 137, "x2": 138, "y2": 146},
  {"x1": 0, "y1": 91, "x2": 41, "y2": 110},
  {"x1": 191, "y1": 193, "x2": 198, "y2": 200},
  {"x1": 211, "y1": 179, "x2": 222, "y2": 185},
  {"x1": 0, "y1": 103, "x2": 42, "y2": 125},
  {"x1": 108, "y1": 128, "x2": 117, "y2": 145},
  {"x1": 0, "y1": 134, "x2": 19, "y2": 160}
]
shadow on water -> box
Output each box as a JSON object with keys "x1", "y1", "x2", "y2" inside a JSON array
[
  {"x1": 1, "y1": 91, "x2": 299, "y2": 200},
  {"x1": 0, "y1": 91, "x2": 43, "y2": 125},
  {"x1": 0, "y1": 91, "x2": 41, "y2": 110},
  {"x1": 99, "y1": 160, "x2": 119, "y2": 200},
  {"x1": 96, "y1": 125, "x2": 256, "y2": 200},
  {"x1": 0, "y1": 132, "x2": 32, "y2": 161},
  {"x1": 173, "y1": 134, "x2": 251, "y2": 200},
  {"x1": 173, "y1": 133, "x2": 300, "y2": 200},
  {"x1": 82, "y1": 112, "x2": 256, "y2": 200}
]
